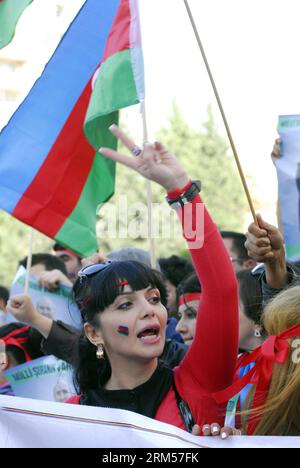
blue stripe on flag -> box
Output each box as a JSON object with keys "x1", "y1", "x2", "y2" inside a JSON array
[{"x1": 0, "y1": 0, "x2": 120, "y2": 213}]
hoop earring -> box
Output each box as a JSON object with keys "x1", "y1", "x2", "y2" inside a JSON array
[
  {"x1": 254, "y1": 329, "x2": 262, "y2": 338},
  {"x1": 96, "y1": 343, "x2": 105, "y2": 360}
]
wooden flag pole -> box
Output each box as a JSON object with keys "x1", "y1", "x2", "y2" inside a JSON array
[
  {"x1": 24, "y1": 228, "x2": 35, "y2": 295},
  {"x1": 183, "y1": 0, "x2": 258, "y2": 225},
  {"x1": 141, "y1": 101, "x2": 157, "y2": 269}
]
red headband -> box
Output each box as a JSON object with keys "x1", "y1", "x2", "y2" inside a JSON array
[
  {"x1": 0, "y1": 327, "x2": 32, "y2": 363},
  {"x1": 213, "y1": 322, "x2": 300, "y2": 434},
  {"x1": 118, "y1": 281, "x2": 129, "y2": 287},
  {"x1": 56, "y1": 248, "x2": 79, "y2": 259},
  {"x1": 178, "y1": 293, "x2": 202, "y2": 307}
]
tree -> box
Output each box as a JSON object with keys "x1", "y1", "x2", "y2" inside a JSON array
[
  {"x1": 0, "y1": 104, "x2": 248, "y2": 287},
  {"x1": 0, "y1": 211, "x2": 52, "y2": 287},
  {"x1": 157, "y1": 104, "x2": 248, "y2": 231},
  {"x1": 97, "y1": 104, "x2": 248, "y2": 257}
]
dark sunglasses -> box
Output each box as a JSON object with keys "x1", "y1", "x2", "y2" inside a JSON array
[{"x1": 78, "y1": 261, "x2": 112, "y2": 279}]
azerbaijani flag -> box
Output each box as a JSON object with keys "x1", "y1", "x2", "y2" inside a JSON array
[
  {"x1": 0, "y1": 0, "x2": 145, "y2": 256},
  {"x1": 0, "y1": 0, "x2": 33, "y2": 49}
]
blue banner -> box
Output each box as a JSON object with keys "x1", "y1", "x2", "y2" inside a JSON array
[{"x1": 277, "y1": 115, "x2": 300, "y2": 261}]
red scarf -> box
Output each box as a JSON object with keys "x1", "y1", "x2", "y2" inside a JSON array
[
  {"x1": 178, "y1": 293, "x2": 201, "y2": 307},
  {"x1": 0, "y1": 326, "x2": 32, "y2": 362},
  {"x1": 213, "y1": 323, "x2": 300, "y2": 434}
]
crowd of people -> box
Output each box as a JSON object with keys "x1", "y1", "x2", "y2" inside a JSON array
[{"x1": 0, "y1": 126, "x2": 299, "y2": 439}]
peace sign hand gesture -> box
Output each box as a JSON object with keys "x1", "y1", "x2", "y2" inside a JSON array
[{"x1": 100, "y1": 125, "x2": 190, "y2": 192}]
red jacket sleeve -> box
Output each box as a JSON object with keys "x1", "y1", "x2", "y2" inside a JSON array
[{"x1": 172, "y1": 191, "x2": 239, "y2": 395}]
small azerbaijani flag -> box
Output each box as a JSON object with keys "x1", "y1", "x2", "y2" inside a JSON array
[
  {"x1": 0, "y1": 0, "x2": 145, "y2": 256},
  {"x1": 0, "y1": 0, "x2": 33, "y2": 49}
]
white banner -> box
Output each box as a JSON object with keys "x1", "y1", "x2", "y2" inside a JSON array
[{"x1": 0, "y1": 395, "x2": 299, "y2": 448}]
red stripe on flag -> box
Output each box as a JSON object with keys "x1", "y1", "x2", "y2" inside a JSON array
[
  {"x1": 102, "y1": 0, "x2": 131, "y2": 62},
  {"x1": 13, "y1": 80, "x2": 95, "y2": 237}
]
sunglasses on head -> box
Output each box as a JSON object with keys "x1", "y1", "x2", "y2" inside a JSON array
[{"x1": 78, "y1": 261, "x2": 112, "y2": 279}]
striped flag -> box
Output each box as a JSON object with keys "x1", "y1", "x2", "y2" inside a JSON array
[
  {"x1": 84, "y1": 0, "x2": 144, "y2": 149},
  {"x1": 0, "y1": 0, "x2": 33, "y2": 49},
  {"x1": 0, "y1": 0, "x2": 145, "y2": 256}
]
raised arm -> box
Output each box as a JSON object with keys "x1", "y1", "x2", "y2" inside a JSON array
[
  {"x1": 100, "y1": 125, "x2": 239, "y2": 395},
  {"x1": 168, "y1": 185, "x2": 239, "y2": 393}
]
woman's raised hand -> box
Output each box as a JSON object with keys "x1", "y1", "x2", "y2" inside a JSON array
[{"x1": 100, "y1": 125, "x2": 189, "y2": 192}]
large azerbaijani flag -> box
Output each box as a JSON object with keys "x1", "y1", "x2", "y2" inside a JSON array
[
  {"x1": 0, "y1": 0, "x2": 33, "y2": 49},
  {"x1": 0, "y1": 0, "x2": 145, "y2": 256}
]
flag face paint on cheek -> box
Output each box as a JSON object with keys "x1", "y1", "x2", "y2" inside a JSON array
[{"x1": 117, "y1": 326, "x2": 129, "y2": 336}]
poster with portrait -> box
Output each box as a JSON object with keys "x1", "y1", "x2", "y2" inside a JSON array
[
  {"x1": 8, "y1": 266, "x2": 82, "y2": 329},
  {"x1": 3, "y1": 355, "x2": 76, "y2": 403}
]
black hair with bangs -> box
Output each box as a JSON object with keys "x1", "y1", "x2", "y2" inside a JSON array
[
  {"x1": 74, "y1": 261, "x2": 167, "y2": 324},
  {"x1": 73, "y1": 261, "x2": 167, "y2": 393}
]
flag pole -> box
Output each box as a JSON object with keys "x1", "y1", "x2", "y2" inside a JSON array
[
  {"x1": 24, "y1": 228, "x2": 34, "y2": 295},
  {"x1": 183, "y1": 0, "x2": 258, "y2": 225},
  {"x1": 141, "y1": 101, "x2": 157, "y2": 269}
]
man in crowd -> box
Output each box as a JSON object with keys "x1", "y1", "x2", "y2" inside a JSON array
[
  {"x1": 245, "y1": 214, "x2": 298, "y2": 300},
  {"x1": 19, "y1": 253, "x2": 73, "y2": 290},
  {"x1": 52, "y1": 243, "x2": 82, "y2": 284},
  {"x1": 221, "y1": 231, "x2": 257, "y2": 274}
]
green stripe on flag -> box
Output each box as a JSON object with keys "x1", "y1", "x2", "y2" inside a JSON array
[
  {"x1": 84, "y1": 49, "x2": 139, "y2": 150},
  {"x1": 55, "y1": 114, "x2": 117, "y2": 256},
  {"x1": 285, "y1": 244, "x2": 300, "y2": 261},
  {"x1": 0, "y1": 0, "x2": 33, "y2": 49}
]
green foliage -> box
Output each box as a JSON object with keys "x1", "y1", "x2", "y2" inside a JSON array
[
  {"x1": 157, "y1": 104, "x2": 247, "y2": 231},
  {"x1": 97, "y1": 104, "x2": 247, "y2": 257}
]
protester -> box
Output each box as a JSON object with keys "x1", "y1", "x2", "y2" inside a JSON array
[
  {"x1": 245, "y1": 214, "x2": 298, "y2": 301},
  {"x1": 0, "y1": 286, "x2": 9, "y2": 327},
  {"x1": 175, "y1": 268, "x2": 264, "y2": 354},
  {"x1": 175, "y1": 274, "x2": 201, "y2": 347},
  {"x1": 212, "y1": 214, "x2": 300, "y2": 435},
  {"x1": 0, "y1": 323, "x2": 43, "y2": 395},
  {"x1": 237, "y1": 269, "x2": 265, "y2": 353},
  {"x1": 8, "y1": 126, "x2": 239, "y2": 434},
  {"x1": 19, "y1": 253, "x2": 72, "y2": 290},
  {"x1": 174, "y1": 266, "x2": 265, "y2": 429},
  {"x1": 8, "y1": 250, "x2": 188, "y2": 369},
  {"x1": 3, "y1": 253, "x2": 77, "y2": 361},
  {"x1": 221, "y1": 231, "x2": 256, "y2": 274},
  {"x1": 53, "y1": 243, "x2": 82, "y2": 284},
  {"x1": 215, "y1": 284, "x2": 300, "y2": 436}
]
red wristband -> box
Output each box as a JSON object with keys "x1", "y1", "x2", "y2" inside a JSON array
[{"x1": 167, "y1": 181, "x2": 193, "y2": 200}]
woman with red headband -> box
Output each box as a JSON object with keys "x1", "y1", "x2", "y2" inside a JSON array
[
  {"x1": 0, "y1": 323, "x2": 43, "y2": 395},
  {"x1": 9, "y1": 125, "x2": 239, "y2": 434},
  {"x1": 176, "y1": 274, "x2": 202, "y2": 347}
]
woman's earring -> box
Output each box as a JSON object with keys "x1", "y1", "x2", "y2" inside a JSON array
[
  {"x1": 96, "y1": 343, "x2": 105, "y2": 360},
  {"x1": 254, "y1": 329, "x2": 262, "y2": 338}
]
